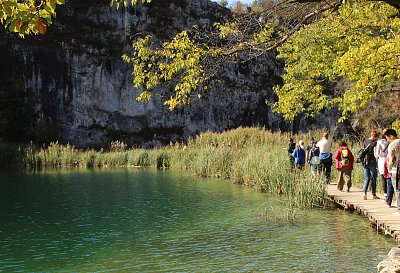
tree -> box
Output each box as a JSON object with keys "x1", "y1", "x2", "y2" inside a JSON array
[
  {"x1": 2, "y1": 0, "x2": 400, "y2": 127},
  {"x1": 0, "y1": 0, "x2": 150, "y2": 37},
  {"x1": 231, "y1": 1, "x2": 248, "y2": 13},
  {"x1": 0, "y1": 0, "x2": 65, "y2": 36},
  {"x1": 274, "y1": 0, "x2": 400, "y2": 122},
  {"x1": 124, "y1": 0, "x2": 400, "y2": 128}
]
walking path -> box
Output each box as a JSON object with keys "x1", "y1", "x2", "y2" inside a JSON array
[{"x1": 327, "y1": 184, "x2": 400, "y2": 244}]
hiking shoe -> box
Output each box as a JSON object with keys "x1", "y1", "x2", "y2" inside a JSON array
[
  {"x1": 363, "y1": 195, "x2": 367, "y2": 200},
  {"x1": 392, "y1": 211, "x2": 400, "y2": 216},
  {"x1": 346, "y1": 188, "x2": 350, "y2": 192},
  {"x1": 372, "y1": 195, "x2": 380, "y2": 199}
]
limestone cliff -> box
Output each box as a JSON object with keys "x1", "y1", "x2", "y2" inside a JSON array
[{"x1": 0, "y1": 0, "x2": 288, "y2": 147}]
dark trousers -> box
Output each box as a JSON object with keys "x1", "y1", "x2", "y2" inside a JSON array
[
  {"x1": 381, "y1": 174, "x2": 388, "y2": 195},
  {"x1": 385, "y1": 178, "x2": 394, "y2": 206},
  {"x1": 289, "y1": 156, "x2": 295, "y2": 170},
  {"x1": 319, "y1": 156, "x2": 332, "y2": 183}
]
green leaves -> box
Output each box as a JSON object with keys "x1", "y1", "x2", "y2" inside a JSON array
[
  {"x1": 123, "y1": 30, "x2": 218, "y2": 110},
  {"x1": 0, "y1": 0, "x2": 65, "y2": 37},
  {"x1": 0, "y1": 0, "x2": 150, "y2": 37},
  {"x1": 110, "y1": 0, "x2": 152, "y2": 10},
  {"x1": 274, "y1": 0, "x2": 400, "y2": 121}
]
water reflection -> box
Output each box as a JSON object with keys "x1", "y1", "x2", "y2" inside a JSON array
[{"x1": 0, "y1": 168, "x2": 394, "y2": 272}]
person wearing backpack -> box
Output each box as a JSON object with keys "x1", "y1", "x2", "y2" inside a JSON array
[
  {"x1": 334, "y1": 141, "x2": 354, "y2": 192},
  {"x1": 307, "y1": 140, "x2": 320, "y2": 177},
  {"x1": 362, "y1": 130, "x2": 380, "y2": 200}
]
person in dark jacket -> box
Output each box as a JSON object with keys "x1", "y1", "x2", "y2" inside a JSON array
[
  {"x1": 362, "y1": 130, "x2": 381, "y2": 200},
  {"x1": 287, "y1": 138, "x2": 296, "y2": 170},
  {"x1": 334, "y1": 141, "x2": 354, "y2": 192}
]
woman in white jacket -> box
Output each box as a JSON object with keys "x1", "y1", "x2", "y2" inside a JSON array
[{"x1": 375, "y1": 128, "x2": 390, "y2": 198}]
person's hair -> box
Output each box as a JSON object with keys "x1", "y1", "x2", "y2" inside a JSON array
[
  {"x1": 371, "y1": 130, "x2": 381, "y2": 138},
  {"x1": 339, "y1": 141, "x2": 347, "y2": 147},
  {"x1": 289, "y1": 137, "x2": 293, "y2": 142},
  {"x1": 323, "y1": 132, "x2": 329, "y2": 138},
  {"x1": 295, "y1": 144, "x2": 300, "y2": 149},
  {"x1": 382, "y1": 128, "x2": 389, "y2": 136},
  {"x1": 383, "y1": 129, "x2": 398, "y2": 137},
  {"x1": 299, "y1": 140, "x2": 304, "y2": 145}
]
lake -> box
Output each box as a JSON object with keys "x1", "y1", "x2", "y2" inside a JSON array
[{"x1": 0, "y1": 168, "x2": 394, "y2": 272}]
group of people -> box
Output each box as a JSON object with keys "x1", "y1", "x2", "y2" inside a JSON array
[
  {"x1": 287, "y1": 129, "x2": 400, "y2": 216},
  {"x1": 361, "y1": 129, "x2": 400, "y2": 216},
  {"x1": 287, "y1": 132, "x2": 334, "y2": 182}
]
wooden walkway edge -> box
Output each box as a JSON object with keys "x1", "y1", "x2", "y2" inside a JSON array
[{"x1": 327, "y1": 184, "x2": 400, "y2": 245}]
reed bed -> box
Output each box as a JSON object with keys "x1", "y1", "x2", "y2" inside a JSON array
[{"x1": 1, "y1": 127, "x2": 371, "y2": 210}]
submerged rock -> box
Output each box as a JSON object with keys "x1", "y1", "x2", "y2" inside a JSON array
[{"x1": 378, "y1": 247, "x2": 400, "y2": 273}]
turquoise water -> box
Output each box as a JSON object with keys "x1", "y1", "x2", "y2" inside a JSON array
[{"x1": 0, "y1": 168, "x2": 394, "y2": 272}]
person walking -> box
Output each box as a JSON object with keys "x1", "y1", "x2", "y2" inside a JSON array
[
  {"x1": 316, "y1": 132, "x2": 333, "y2": 183},
  {"x1": 362, "y1": 130, "x2": 380, "y2": 200},
  {"x1": 375, "y1": 128, "x2": 390, "y2": 199},
  {"x1": 383, "y1": 152, "x2": 394, "y2": 208},
  {"x1": 287, "y1": 138, "x2": 296, "y2": 170},
  {"x1": 307, "y1": 140, "x2": 320, "y2": 177},
  {"x1": 334, "y1": 141, "x2": 354, "y2": 192},
  {"x1": 292, "y1": 143, "x2": 306, "y2": 172},
  {"x1": 384, "y1": 129, "x2": 400, "y2": 215},
  {"x1": 305, "y1": 137, "x2": 315, "y2": 164}
]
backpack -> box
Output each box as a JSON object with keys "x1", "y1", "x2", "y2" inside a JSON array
[
  {"x1": 311, "y1": 147, "x2": 319, "y2": 157},
  {"x1": 340, "y1": 148, "x2": 350, "y2": 166},
  {"x1": 356, "y1": 143, "x2": 371, "y2": 164},
  {"x1": 308, "y1": 147, "x2": 320, "y2": 165}
]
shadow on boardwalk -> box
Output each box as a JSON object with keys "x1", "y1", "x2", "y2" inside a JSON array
[{"x1": 327, "y1": 184, "x2": 400, "y2": 244}]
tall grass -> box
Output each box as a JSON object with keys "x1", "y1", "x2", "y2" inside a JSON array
[{"x1": 0, "y1": 127, "x2": 366, "y2": 210}]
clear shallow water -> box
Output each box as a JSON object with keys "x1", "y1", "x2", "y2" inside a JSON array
[{"x1": 0, "y1": 168, "x2": 394, "y2": 272}]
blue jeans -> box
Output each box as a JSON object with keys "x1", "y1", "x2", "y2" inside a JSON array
[{"x1": 362, "y1": 164, "x2": 378, "y2": 195}]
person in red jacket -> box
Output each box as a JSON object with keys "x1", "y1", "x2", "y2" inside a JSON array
[{"x1": 334, "y1": 141, "x2": 355, "y2": 192}]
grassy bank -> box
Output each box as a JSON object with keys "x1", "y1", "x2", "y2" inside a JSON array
[{"x1": 1, "y1": 127, "x2": 370, "y2": 209}]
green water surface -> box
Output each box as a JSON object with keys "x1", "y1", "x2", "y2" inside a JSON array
[{"x1": 0, "y1": 168, "x2": 394, "y2": 272}]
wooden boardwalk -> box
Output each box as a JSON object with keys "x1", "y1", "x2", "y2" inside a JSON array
[{"x1": 327, "y1": 184, "x2": 400, "y2": 244}]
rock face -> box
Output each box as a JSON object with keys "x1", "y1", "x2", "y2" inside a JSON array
[
  {"x1": 378, "y1": 247, "x2": 400, "y2": 273},
  {"x1": 0, "y1": 0, "x2": 290, "y2": 147}
]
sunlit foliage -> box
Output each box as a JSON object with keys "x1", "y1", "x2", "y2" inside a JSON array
[
  {"x1": 122, "y1": 31, "x2": 221, "y2": 110},
  {"x1": 2, "y1": 0, "x2": 400, "y2": 127},
  {"x1": 0, "y1": 0, "x2": 151, "y2": 37},
  {"x1": 0, "y1": 0, "x2": 64, "y2": 37},
  {"x1": 274, "y1": 0, "x2": 400, "y2": 121}
]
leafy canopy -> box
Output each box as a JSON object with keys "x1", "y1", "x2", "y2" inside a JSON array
[
  {"x1": 0, "y1": 0, "x2": 150, "y2": 37},
  {"x1": 122, "y1": 31, "x2": 220, "y2": 110},
  {"x1": 274, "y1": 0, "x2": 400, "y2": 121},
  {"x1": 2, "y1": 0, "x2": 400, "y2": 126},
  {"x1": 0, "y1": 0, "x2": 67, "y2": 37}
]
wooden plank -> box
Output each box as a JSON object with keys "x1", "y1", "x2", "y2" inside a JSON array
[{"x1": 327, "y1": 184, "x2": 400, "y2": 244}]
